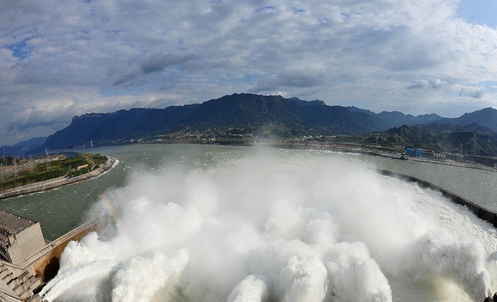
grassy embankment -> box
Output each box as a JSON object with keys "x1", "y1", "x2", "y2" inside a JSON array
[{"x1": 0, "y1": 153, "x2": 107, "y2": 191}]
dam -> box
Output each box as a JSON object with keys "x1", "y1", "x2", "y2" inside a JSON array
[{"x1": 0, "y1": 209, "x2": 96, "y2": 302}]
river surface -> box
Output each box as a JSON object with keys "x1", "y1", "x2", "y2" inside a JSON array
[{"x1": 1, "y1": 144, "x2": 495, "y2": 240}]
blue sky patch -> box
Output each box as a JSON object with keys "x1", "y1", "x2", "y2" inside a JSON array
[
  {"x1": 457, "y1": 0, "x2": 497, "y2": 27},
  {"x1": 7, "y1": 39, "x2": 30, "y2": 60}
]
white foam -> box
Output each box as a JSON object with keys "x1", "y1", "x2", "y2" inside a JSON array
[{"x1": 43, "y1": 149, "x2": 497, "y2": 302}]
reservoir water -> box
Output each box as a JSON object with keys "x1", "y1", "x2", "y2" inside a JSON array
[{"x1": 1, "y1": 144, "x2": 497, "y2": 302}]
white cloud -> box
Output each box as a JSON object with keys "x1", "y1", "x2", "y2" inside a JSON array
[
  {"x1": 407, "y1": 79, "x2": 430, "y2": 90},
  {"x1": 112, "y1": 51, "x2": 198, "y2": 85},
  {"x1": 1, "y1": 0, "x2": 497, "y2": 144},
  {"x1": 459, "y1": 85, "x2": 485, "y2": 99},
  {"x1": 250, "y1": 67, "x2": 326, "y2": 92},
  {"x1": 407, "y1": 79, "x2": 449, "y2": 90},
  {"x1": 430, "y1": 78, "x2": 449, "y2": 89}
]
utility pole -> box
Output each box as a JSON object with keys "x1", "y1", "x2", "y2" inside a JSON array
[{"x1": 91, "y1": 140, "x2": 93, "y2": 148}]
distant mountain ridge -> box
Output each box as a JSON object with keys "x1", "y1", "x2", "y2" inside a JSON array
[
  {"x1": 436, "y1": 107, "x2": 497, "y2": 132},
  {"x1": 40, "y1": 93, "x2": 392, "y2": 150},
  {"x1": 348, "y1": 106, "x2": 444, "y2": 127},
  {"x1": 1, "y1": 137, "x2": 46, "y2": 157},
  {"x1": 5, "y1": 93, "x2": 497, "y2": 154}
]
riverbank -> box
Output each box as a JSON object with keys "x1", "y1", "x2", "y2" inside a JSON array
[
  {"x1": 0, "y1": 157, "x2": 117, "y2": 200},
  {"x1": 210, "y1": 139, "x2": 497, "y2": 173}
]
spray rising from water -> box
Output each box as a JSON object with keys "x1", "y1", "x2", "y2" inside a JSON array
[{"x1": 41, "y1": 149, "x2": 497, "y2": 302}]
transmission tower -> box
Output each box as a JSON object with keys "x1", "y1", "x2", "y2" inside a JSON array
[
  {"x1": 374, "y1": 132, "x2": 380, "y2": 148},
  {"x1": 46, "y1": 148, "x2": 50, "y2": 171},
  {"x1": 13, "y1": 157, "x2": 18, "y2": 179},
  {"x1": 472, "y1": 133, "x2": 478, "y2": 155},
  {"x1": 0, "y1": 148, "x2": 4, "y2": 182},
  {"x1": 399, "y1": 127, "x2": 404, "y2": 149},
  {"x1": 29, "y1": 155, "x2": 34, "y2": 174}
]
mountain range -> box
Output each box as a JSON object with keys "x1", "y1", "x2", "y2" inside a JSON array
[
  {"x1": 3, "y1": 93, "x2": 497, "y2": 156},
  {"x1": 1, "y1": 137, "x2": 47, "y2": 157}
]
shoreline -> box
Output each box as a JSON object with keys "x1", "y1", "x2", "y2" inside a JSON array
[
  {"x1": 0, "y1": 157, "x2": 117, "y2": 200},
  {"x1": 176, "y1": 139, "x2": 497, "y2": 173},
  {"x1": 255, "y1": 141, "x2": 497, "y2": 172}
]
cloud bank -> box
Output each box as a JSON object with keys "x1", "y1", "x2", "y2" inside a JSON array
[{"x1": 1, "y1": 0, "x2": 497, "y2": 144}]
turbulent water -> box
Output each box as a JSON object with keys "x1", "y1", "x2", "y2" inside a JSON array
[{"x1": 39, "y1": 146, "x2": 497, "y2": 302}]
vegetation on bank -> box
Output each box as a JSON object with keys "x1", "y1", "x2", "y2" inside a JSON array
[{"x1": 0, "y1": 153, "x2": 108, "y2": 191}]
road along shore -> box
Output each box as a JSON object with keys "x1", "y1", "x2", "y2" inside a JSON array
[{"x1": 0, "y1": 157, "x2": 117, "y2": 200}]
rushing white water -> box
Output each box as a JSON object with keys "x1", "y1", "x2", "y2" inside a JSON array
[{"x1": 41, "y1": 149, "x2": 497, "y2": 302}]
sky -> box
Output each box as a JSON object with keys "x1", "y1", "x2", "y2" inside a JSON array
[{"x1": 1, "y1": 0, "x2": 497, "y2": 146}]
